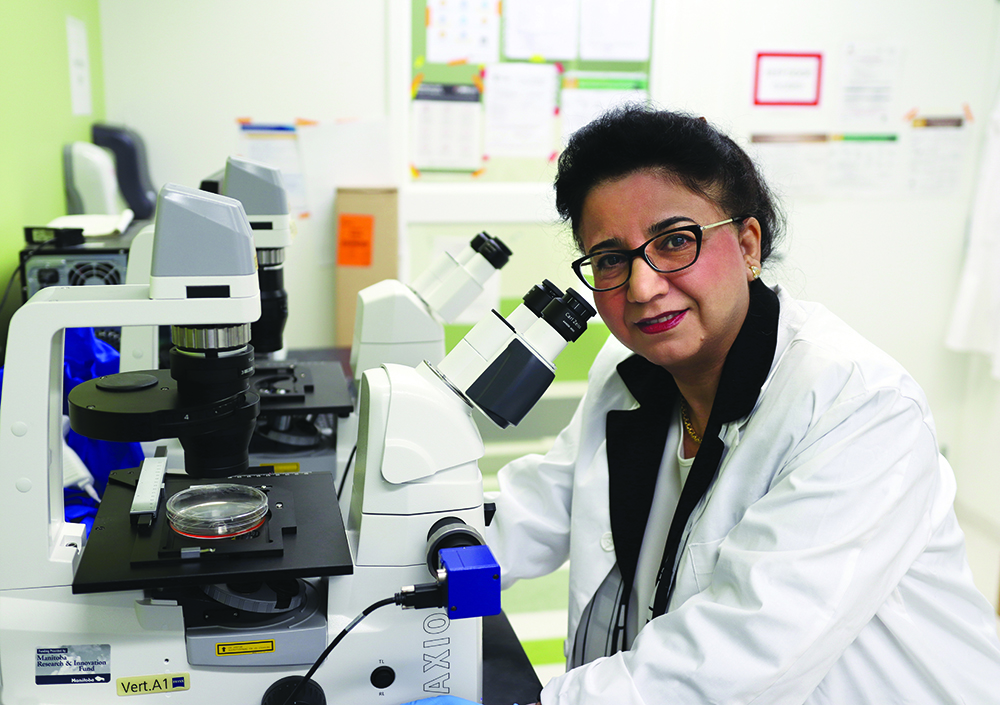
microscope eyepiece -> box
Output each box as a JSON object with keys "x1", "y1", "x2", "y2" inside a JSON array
[
  {"x1": 470, "y1": 232, "x2": 512, "y2": 270},
  {"x1": 521, "y1": 279, "x2": 564, "y2": 317},
  {"x1": 541, "y1": 288, "x2": 597, "y2": 342}
]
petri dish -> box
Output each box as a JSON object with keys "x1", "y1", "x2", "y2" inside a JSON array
[{"x1": 166, "y1": 484, "x2": 269, "y2": 539}]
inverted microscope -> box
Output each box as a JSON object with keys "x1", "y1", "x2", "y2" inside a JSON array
[
  {"x1": 199, "y1": 157, "x2": 353, "y2": 469},
  {"x1": 120, "y1": 156, "x2": 353, "y2": 474},
  {"x1": 0, "y1": 181, "x2": 595, "y2": 704}
]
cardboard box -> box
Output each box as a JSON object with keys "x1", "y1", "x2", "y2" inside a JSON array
[{"x1": 334, "y1": 187, "x2": 399, "y2": 347}]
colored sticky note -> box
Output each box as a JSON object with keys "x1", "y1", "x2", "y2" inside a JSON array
[{"x1": 337, "y1": 213, "x2": 375, "y2": 267}]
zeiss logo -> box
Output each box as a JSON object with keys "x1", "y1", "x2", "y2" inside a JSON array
[{"x1": 172, "y1": 677, "x2": 186, "y2": 688}]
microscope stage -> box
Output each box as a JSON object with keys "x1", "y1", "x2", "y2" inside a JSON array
[
  {"x1": 72, "y1": 470, "x2": 352, "y2": 594},
  {"x1": 251, "y1": 360, "x2": 354, "y2": 417}
]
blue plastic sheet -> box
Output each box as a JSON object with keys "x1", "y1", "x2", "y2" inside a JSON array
[{"x1": 0, "y1": 327, "x2": 145, "y2": 535}]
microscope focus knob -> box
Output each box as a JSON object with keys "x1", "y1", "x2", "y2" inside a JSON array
[{"x1": 370, "y1": 665, "x2": 396, "y2": 689}]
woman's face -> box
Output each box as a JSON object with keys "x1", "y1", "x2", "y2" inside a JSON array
[{"x1": 578, "y1": 169, "x2": 762, "y2": 378}]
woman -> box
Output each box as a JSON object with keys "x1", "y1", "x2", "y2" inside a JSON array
[{"x1": 413, "y1": 107, "x2": 1000, "y2": 704}]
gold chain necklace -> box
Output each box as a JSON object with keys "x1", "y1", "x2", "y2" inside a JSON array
[{"x1": 680, "y1": 402, "x2": 702, "y2": 445}]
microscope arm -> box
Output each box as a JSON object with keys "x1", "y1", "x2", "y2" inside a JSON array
[
  {"x1": 0, "y1": 285, "x2": 259, "y2": 591},
  {"x1": 380, "y1": 363, "x2": 485, "y2": 485}
]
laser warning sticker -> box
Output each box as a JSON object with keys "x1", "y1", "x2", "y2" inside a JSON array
[
  {"x1": 117, "y1": 673, "x2": 190, "y2": 696},
  {"x1": 216, "y1": 639, "x2": 275, "y2": 656},
  {"x1": 35, "y1": 645, "x2": 111, "y2": 685}
]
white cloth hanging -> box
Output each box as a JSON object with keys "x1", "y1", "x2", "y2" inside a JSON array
[{"x1": 946, "y1": 98, "x2": 1000, "y2": 377}]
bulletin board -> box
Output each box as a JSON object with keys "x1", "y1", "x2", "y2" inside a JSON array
[{"x1": 409, "y1": 0, "x2": 654, "y2": 182}]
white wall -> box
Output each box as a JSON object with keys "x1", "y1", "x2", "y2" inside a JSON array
[
  {"x1": 99, "y1": 0, "x2": 389, "y2": 349},
  {"x1": 100, "y1": 0, "x2": 1000, "y2": 595},
  {"x1": 644, "y1": 0, "x2": 999, "y2": 444}
]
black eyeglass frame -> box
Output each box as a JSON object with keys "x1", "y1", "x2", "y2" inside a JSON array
[{"x1": 571, "y1": 216, "x2": 747, "y2": 292}]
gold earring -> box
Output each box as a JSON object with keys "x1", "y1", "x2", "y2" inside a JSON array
[{"x1": 749, "y1": 264, "x2": 761, "y2": 280}]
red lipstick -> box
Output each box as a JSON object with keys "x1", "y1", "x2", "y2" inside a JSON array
[{"x1": 636, "y1": 310, "x2": 686, "y2": 334}]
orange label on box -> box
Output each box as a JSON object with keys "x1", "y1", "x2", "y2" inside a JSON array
[{"x1": 337, "y1": 213, "x2": 375, "y2": 267}]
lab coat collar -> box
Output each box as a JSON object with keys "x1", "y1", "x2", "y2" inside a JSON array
[
  {"x1": 614, "y1": 279, "x2": 779, "y2": 420},
  {"x1": 608, "y1": 279, "x2": 781, "y2": 620}
]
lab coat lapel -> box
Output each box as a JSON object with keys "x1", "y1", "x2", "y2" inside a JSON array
[{"x1": 606, "y1": 355, "x2": 679, "y2": 601}]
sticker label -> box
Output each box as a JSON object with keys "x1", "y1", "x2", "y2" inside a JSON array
[
  {"x1": 216, "y1": 640, "x2": 275, "y2": 656},
  {"x1": 336, "y1": 213, "x2": 375, "y2": 267},
  {"x1": 117, "y1": 673, "x2": 190, "y2": 697},
  {"x1": 35, "y1": 645, "x2": 111, "y2": 685}
]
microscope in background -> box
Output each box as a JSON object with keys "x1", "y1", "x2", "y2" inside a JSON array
[
  {"x1": 198, "y1": 158, "x2": 292, "y2": 356},
  {"x1": 120, "y1": 156, "x2": 353, "y2": 474},
  {"x1": 200, "y1": 157, "x2": 354, "y2": 471}
]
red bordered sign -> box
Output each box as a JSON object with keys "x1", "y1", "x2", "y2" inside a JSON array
[{"x1": 754, "y1": 52, "x2": 823, "y2": 106}]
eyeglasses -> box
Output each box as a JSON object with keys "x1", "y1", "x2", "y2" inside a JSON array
[{"x1": 571, "y1": 217, "x2": 742, "y2": 292}]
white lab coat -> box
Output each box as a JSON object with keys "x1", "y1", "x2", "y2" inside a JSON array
[
  {"x1": 486, "y1": 285, "x2": 1000, "y2": 704},
  {"x1": 947, "y1": 97, "x2": 1000, "y2": 377}
]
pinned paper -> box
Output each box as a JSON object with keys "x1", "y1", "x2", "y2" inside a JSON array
[
  {"x1": 749, "y1": 132, "x2": 902, "y2": 197},
  {"x1": 484, "y1": 63, "x2": 559, "y2": 158},
  {"x1": 906, "y1": 115, "x2": 968, "y2": 197},
  {"x1": 503, "y1": 0, "x2": 579, "y2": 60},
  {"x1": 579, "y1": 0, "x2": 652, "y2": 62},
  {"x1": 237, "y1": 123, "x2": 309, "y2": 216},
  {"x1": 337, "y1": 213, "x2": 375, "y2": 267},
  {"x1": 840, "y1": 42, "x2": 902, "y2": 126},
  {"x1": 426, "y1": 0, "x2": 500, "y2": 64},
  {"x1": 66, "y1": 16, "x2": 93, "y2": 116},
  {"x1": 560, "y1": 72, "x2": 648, "y2": 144},
  {"x1": 411, "y1": 83, "x2": 483, "y2": 172},
  {"x1": 754, "y1": 52, "x2": 823, "y2": 106}
]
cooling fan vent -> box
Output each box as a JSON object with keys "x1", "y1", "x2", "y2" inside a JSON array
[{"x1": 67, "y1": 260, "x2": 123, "y2": 286}]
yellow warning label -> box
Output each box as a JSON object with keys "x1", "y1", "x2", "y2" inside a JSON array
[
  {"x1": 117, "y1": 673, "x2": 190, "y2": 697},
  {"x1": 216, "y1": 640, "x2": 275, "y2": 656}
]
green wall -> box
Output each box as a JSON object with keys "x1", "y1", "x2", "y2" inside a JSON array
[{"x1": 0, "y1": 0, "x2": 105, "y2": 362}]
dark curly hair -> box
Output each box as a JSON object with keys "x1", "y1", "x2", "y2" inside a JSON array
[{"x1": 555, "y1": 105, "x2": 784, "y2": 263}]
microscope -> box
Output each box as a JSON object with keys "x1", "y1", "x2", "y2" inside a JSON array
[
  {"x1": 199, "y1": 157, "x2": 353, "y2": 468},
  {"x1": 120, "y1": 156, "x2": 353, "y2": 473},
  {"x1": 0, "y1": 183, "x2": 355, "y2": 704},
  {"x1": 0, "y1": 180, "x2": 596, "y2": 704},
  {"x1": 338, "y1": 232, "x2": 512, "y2": 513},
  {"x1": 327, "y1": 278, "x2": 595, "y2": 702},
  {"x1": 198, "y1": 155, "x2": 292, "y2": 356},
  {"x1": 349, "y1": 231, "x2": 512, "y2": 381}
]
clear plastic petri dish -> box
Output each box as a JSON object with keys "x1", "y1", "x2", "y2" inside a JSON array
[{"x1": 166, "y1": 483, "x2": 269, "y2": 539}]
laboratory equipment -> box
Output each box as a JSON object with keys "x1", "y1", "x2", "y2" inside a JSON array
[
  {"x1": 119, "y1": 156, "x2": 353, "y2": 473},
  {"x1": 0, "y1": 176, "x2": 593, "y2": 702},
  {"x1": 337, "y1": 233, "x2": 511, "y2": 511},
  {"x1": 349, "y1": 232, "x2": 511, "y2": 386},
  {"x1": 327, "y1": 280, "x2": 595, "y2": 702},
  {"x1": 0, "y1": 183, "x2": 271, "y2": 701},
  {"x1": 199, "y1": 157, "x2": 293, "y2": 355},
  {"x1": 63, "y1": 140, "x2": 129, "y2": 216},
  {"x1": 19, "y1": 230, "x2": 133, "y2": 300},
  {"x1": 92, "y1": 123, "x2": 157, "y2": 220},
  {"x1": 203, "y1": 157, "x2": 354, "y2": 467}
]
